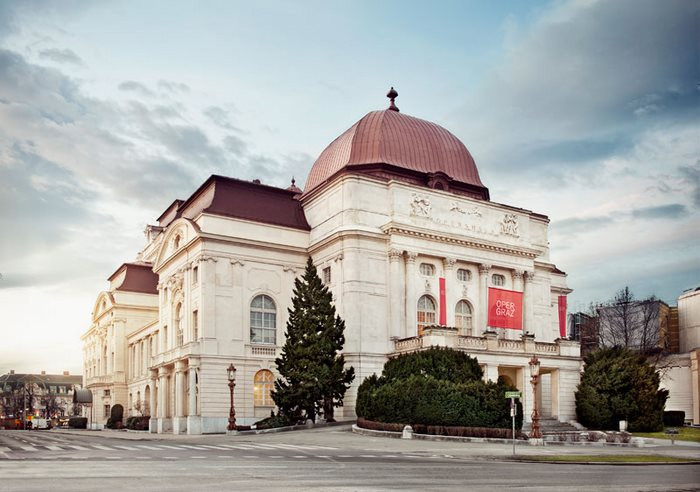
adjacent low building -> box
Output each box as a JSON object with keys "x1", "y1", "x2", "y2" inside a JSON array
[
  {"x1": 82, "y1": 90, "x2": 580, "y2": 433},
  {"x1": 0, "y1": 370, "x2": 83, "y2": 421}
]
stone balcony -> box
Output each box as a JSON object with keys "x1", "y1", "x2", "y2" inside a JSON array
[
  {"x1": 85, "y1": 374, "x2": 113, "y2": 386},
  {"x1": 392, "y1": 327, "x2": 580, "y2": 358}
]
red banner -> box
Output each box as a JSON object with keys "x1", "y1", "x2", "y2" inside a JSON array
[
  {"x1": 439, "y1": 277, "x2": 446, "y2": 325},
  {"x1": 487, "y1": 288, "x2": 523, "y2": 330},
  {"x1": 558, "y1": 295, "x2": 567, "y2": 338}
]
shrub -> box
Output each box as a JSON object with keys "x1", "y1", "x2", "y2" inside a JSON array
[
  {"x1": 253, "y1": 413, "x2": 293, "y2": 430},
  {"x1": 68, "y1": 417, "x2": 87, "y2": 429},
  {"x1": 356, "y1": 418, "x2": 526, "y2": 439},
  {"x1": 357, "y1": 373, "x2": 522, "y2": 429},
  {"x1": 575, "y1": 347, "x2": 668, "y2": 432},
  {"x1": 125, "y1": 416, "x2": 150, "y2": 430},
  {"x1": 663, "y1": 411, "x2": 685, "y2": 427},
  {"x1": 382, "y1": 347, "x2": 483, "y2": 384}
]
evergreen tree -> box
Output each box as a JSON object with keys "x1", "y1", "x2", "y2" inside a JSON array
[{"x1": 272, "y1": 258, "x2": 354, "y2": 423}]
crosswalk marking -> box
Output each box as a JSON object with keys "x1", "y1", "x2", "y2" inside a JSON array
[
  {"x1": 136, "y1": 445, "x2": 161, "y2": 450},
  {"x1": 20, "y1": 446, "x2": 37, "y2": 451},
  {"x1": 68, "y1": 445, "x2": 89, "y2": 450},
  {"x1": 199, "y1": 445, "x2": 228, "y2": 450},
  {"x1": 180, "y1": 445, "x2": 207, "y2": 450},
  {"x1": 156, "y1": 445, "x2": 182, "y2": 450},
  {"x1": 44, "y1": 445, "x2": 62, "y2": 451},
  {"x1": 91, "y1": 445, "x2": 112, "y2": 450},
  {"x1": 0, "y1": 447, "x2": 11, "y2": 453},
  {"x1": 113, "y1": 445, "x2": 139, "y2": 451}
]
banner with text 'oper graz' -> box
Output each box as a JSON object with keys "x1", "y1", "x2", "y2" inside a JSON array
[{"x1": 487, "y1": 287, "x2": 523, "y2": 330}]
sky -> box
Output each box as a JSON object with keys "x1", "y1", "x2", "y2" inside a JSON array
[{"x1": 0, "y1": 0, "x2": 698, "y2": 375}]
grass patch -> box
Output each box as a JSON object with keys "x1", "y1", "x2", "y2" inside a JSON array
[
  {"x1": 514, "y1": 454, "x2": 695, "y2": 463},
  {"x1": 633, "y1": 427, "x2": 700, "y2": 443}
]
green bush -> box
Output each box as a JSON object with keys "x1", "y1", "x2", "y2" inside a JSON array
[
  {"x1": 68, "y1": 417, "x2": 87, "y2": 429},
  {"x1": 575, "y1": 347, "x2": 668, "y2": 432},
  {"x1": 382, "y1": 347, "x2": 483, "y2": 384},
  {"x1": 663, "y1": 411, "x2": 685, "y2": 427},
  {"x1": 355, "y1": 347, "x2": 521, "y2": 430},
  {"x1": 125, "y1": 416, "x2": 150, "y2": 430},
  {"x1": 253, "y1": 413, "x2": 293, "y2": 430}
]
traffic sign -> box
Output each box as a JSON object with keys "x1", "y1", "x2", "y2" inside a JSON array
[{"x1": 505, "y1": 391, "x2": 521, "y2": 399}]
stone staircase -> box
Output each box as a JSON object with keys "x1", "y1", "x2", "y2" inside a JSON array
[{"x1": 522, "y1": 418, "x2": 582, "y2": 435}]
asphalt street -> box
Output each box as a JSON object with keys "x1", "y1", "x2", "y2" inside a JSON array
[{"x1": 0, "y1": 427, "x2": 698, "y2": 491}]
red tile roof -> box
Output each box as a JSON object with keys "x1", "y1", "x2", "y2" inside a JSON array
[
  {"x1": 304, "y1": 109, "x2": 488, "y2": 198},
  {"x1": 108, "y1": 262, "x2": 158, "y2": 294}
]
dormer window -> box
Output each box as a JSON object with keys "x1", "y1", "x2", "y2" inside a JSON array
[{"x1": 419, "y1": 263, "x2": 435, "y2": 276}]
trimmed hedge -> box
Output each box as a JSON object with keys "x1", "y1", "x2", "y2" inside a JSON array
[
  {"x1": 356, "y1": 348, "x2": 522, "y2": 431},
  {"x1": 663, "y1": 411, "x2": 685, "y2": 427},
  {"x1": 382, "y1": 346, "x2": 483, "y2": 384},
  {"x1": 68, "y1": 417, "x2": 87, "y2": 429},
  {"x1": 253, "y1": 413, "x2": 293, "y2": 430},
  {"x1": 357, "y1": 418, "x2": 526, "y2": 439},
  {"x1": 125, "y1": 416, "x2": 150, "y2": 431}
]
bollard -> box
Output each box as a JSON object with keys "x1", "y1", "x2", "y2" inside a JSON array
[{"x1": 402, "y1": 425, "x2": 414, "y2": 439}]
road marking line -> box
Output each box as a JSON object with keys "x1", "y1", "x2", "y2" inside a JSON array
[
  {"x1": 243, "y1": 455, "x2": 259, "y2": 459},
  {"x1": 217, "y1": 455, "x2": 229, "y2": 458},
  {"x1": 191, "y1": 456, "x2": 206, "y2": 459},
  {"x1": 164, "y1": 457, "x2": 177, "y2": 459},
  {"x1": 113, "y1": 445, "x2": 139, "y2": 451},
  {"x1": 91, "y1": 445, "x2": 113, "y2": 450},
  {"x1": 44, "y1": 445, "x2": 62, "y2": 451},
  {"x1": 268, "y1": 455, "x2": 283, "y2": 458},
  {"x1": 136, "y1": 445, "x2": 161, "y2": 450},
  {"x1": 105, "y1": 456, "x2": 122, "y2": 460},
  {"x1": 156, "y1": 445, "x2": 182, "y2": 450},
  {"x1": 220, "y1": 445, "x2": 248, "y2": 450},
  {"x1": 20, "y1": 446, "x2": 37, "y2": 451},
  {"x1": 360, "y1": 455, "x2": 376, "y2": 458},
  {"x1": 179, "y1": 445, "x2": 207, "y2": 450},
  {"x1": 229, "y1": 444, "x2": 257, "y2": 449},
  {"x1": 0, "y1": 447, "x2": 11, "y2": 452},
  {"x1": 338, "y1": 455, "x2": 352, "y2": 458},
  {"x1": 316, "y1": 455, "x2": 330, "y2": 458},
  {"x1": 200, "y1": 445, "x2": 228, "y2": 450},
  {"x1": 293, "y1": 455, "x2": 306, "y2": 459},
  {"x1": 250, "y1": 444, "x2": 284, "y2": 449}
]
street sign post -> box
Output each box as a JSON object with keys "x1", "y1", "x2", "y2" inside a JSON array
[{"x1": 505, "y1": 391, "x2": 522, "y2": 455}]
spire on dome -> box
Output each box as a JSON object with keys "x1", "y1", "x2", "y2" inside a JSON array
[
  {"x1": 286, "y1": 177, "x2": 302, "y2": 193},
  {"x1": 387, "y1": 86, "x2": 399, "y2": 112}
]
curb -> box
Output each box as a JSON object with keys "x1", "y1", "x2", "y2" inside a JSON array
[
  {"x1": 352, "y1": 425, "x2": 644, "y2": 447},
  {"x1": 502, "y1": 458, "x2": 700, "y2": 466},
  {"x1": 237, "y1": 420, "x2": 354, "y2": 435}
]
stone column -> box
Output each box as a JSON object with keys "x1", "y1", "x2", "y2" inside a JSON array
[
  {"x1": 389, "y1": 249, "x2": 403, "y2": 339},
  {"x1": 187, "y1": 358, "x2": 202, "y2": 434},
  {"x1": 443, "y1": 258, "x2": 456, "y2": 326},
  {"x1": 404, "y1": 251, "x2": 418, "y2": 338},
  {"x1": 523, "y1": 271, "x2": 535, "y2": 337},
  {"x1": 156, "y1": 366, "x2": 170, "y2": 433},
  {"x1": 511, "y1": 270, "x2": 525, "y2": 340},
  {"x1": 478, "y1": 264, "x2": 491, "y2": 334},
  {"x1": 173, "y1": 360, "x2": 187, "y2": 434},
  {"x1": 149, "y1": 369, "x2": 158, "y2": 433}
]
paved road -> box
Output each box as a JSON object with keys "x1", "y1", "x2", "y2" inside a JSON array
[{"x1": 0, "y1": 428, "x2": 698, "y2": 491}]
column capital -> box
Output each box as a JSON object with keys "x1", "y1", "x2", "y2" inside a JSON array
[
  {"x1": 388, "y1": 248, "x2": 403, "y2": 261},
  {"x1": 478, "y1": 263, "x2": 491, "y2": 274},
  {"x1": 524, "y1": 270, "x2": 536, "y2": 282},
  {"x1": 444, "y1": 257, "x2": 457, "y2": 270},
  {"x1": 175, "y1": 360, "x2": 187, "y2": 373},
  {"x1": 158, "y1": 366, "x2": 168, "y2": 377},
  {"x1": 405, "y1": 251, "x2": 418, "y2": 263},
  {"x1": 512, "y1": 269, "x2": 524, "y2": 280},
  {"x1": 188, "y1": 357, "x2": 200, "y2": 369}
]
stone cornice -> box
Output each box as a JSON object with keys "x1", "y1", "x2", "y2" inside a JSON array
[{"x1": 381, "y1": 223, "x2": 542, "y2": 259}]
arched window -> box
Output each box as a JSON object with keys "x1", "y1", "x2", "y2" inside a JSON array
[
  {"x1": 455, "y1": 300, "x2": 473, "y2": 336},
  {"x1": 250, "y1": 295, "x2": 276, "y2": 344},
  {"x1": 417, "y1": 295, "x2": 436, "y2": 336},
  {"x1": 175, "y1": 303, "x2": 183, "y2": 346},
  {"x1": 253, "y1": 369, "x2": 275, "y2": 406}
]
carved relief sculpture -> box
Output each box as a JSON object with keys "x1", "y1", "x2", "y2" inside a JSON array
[
  {"x1": 410, "y1": 193, "x2": 431, "y2": 217},
  {"x1": 500, "y1": 213, "x2": 520, "y2": 237}
]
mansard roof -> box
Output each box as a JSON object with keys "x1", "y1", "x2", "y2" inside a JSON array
[{"x1": 107, "y1": 262, "x2": 158, "y2": 295}]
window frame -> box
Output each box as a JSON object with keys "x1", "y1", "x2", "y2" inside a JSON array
[
  {"x1": 253, "y1": 369, "x2": 275, "y2": 407},
  {"x1": 419, "y1": 263, "x2": 435, "y2": 276},
  {"x1": 417, "y1": 295, "x2": 437, "y2": 336},
  {"x1": 457, "y1": 268, "x2": 471, "y2": 282},
  {"x1": 250, "y1": 294, "x2": 277, "y2": 345},
  {"x1": 491, "y1": 274, "x2": 506, "y2": 287},
  {"x1": 455, "y1": 300, "x2": 473, "y2": 336}
]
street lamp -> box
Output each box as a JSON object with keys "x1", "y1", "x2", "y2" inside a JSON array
[
  {"x1": 528, "y1": 355, "x2": 542, "y2": 439},
  {"x1": 226, "y1": 364, "x2": 237, "y2": 431}
]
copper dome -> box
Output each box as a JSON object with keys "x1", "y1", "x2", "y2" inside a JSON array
[{"x1": 303, "y1": 108, "x2": 488, "y2": 199}]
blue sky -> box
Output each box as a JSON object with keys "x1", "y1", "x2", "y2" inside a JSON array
[{"x1": 0, "y1": 0, "x2": 698, "y2": 373}]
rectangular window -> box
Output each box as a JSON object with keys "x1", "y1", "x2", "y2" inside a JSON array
[
  {"x1": 104, "y1": 404, "x2": 110, "y2": 418},
  {"x1": 104, "y1": 389, "x2": 110, "y2": 397},
  {"x1": 323, "y1": 266, "x2": 331, "y2": 284},
  {"x1": 162, "y1": 326, "x2": 168, "y2": 352},
  {"x1": 193, "y1": 310, "x2": 199, "y2": 340},
  {"x1": 192, "y1": 266, "x2": 198, "y2": 285},
  {"x1": 420, "y1": 263, "x2": 435, "y2": 276},
  {"x1": 492, "y1": 274, "x2": 506, "y2": 286}
]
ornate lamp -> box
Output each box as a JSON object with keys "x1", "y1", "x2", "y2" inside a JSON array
[
  {"x1": 227, "y1": 364, "x2": 237, "y2": 431},
  {"x1": 528, "y1": 355, "x2": 542, "y2": 439}
]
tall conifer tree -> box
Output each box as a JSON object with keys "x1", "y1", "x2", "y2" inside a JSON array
[{"x1": 273, "y1": 258, "x2": 354, "y2": 422}]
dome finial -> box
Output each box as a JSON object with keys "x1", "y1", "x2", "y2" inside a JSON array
[{"x1": 387, "y1": 86, "x2": 399, "y2": 112}]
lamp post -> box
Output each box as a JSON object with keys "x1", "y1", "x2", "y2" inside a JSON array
[
  {"x1": 528, "y1": 355, "x2": 542, "y2": 440},
  {"x1": 226, "y1": 364, "x2": 237, "y2": 431}
]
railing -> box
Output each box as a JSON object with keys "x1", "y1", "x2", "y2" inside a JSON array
[
  {"x1": 249, "y1": 345, "x2": 277, "y2": 357},
  {"x1": 457, "y1": 336, "x2": 487, "y2": 350},
  {"x1": 394, "y1": 336, "x2": 424, "y2": 353},
  {"x1": 498, "y1": 339, "x2": 523, "y2": 351},
  {"x1": 86, "y1": 375, "x2": 112, "y2": 386},
  {"x1": 535, "y1": 342, "x2": 559, "y2": 354}
]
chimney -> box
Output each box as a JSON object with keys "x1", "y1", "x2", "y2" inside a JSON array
[
  {"x1": 9, "y1": 370, "x2": 14, "y2": 375},
  {"x1": 41, "y1": 370, "x2": 46, "y2": 375},
  {"x1": 63, "y1": 371, "x2": 69, "y2": 376}
]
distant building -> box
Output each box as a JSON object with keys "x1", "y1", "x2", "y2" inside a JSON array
[
  {"x1": 568, "y1": 312, "x2": 598, "y2": 357},
  {"x1": 0, "y1": 370, "x2": 82, "y2": 420},
  {"x1": 660, "y1": 287, "x2": 700, "y2": 424},
  {"x1": 596, "y1": 299, "x2": 671, "y2": 354}
]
